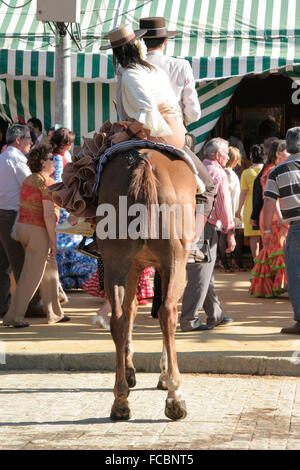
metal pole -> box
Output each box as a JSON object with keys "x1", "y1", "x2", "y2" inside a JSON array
[{"x1": 55, "y1": 25, "x2": 72, "y2": 129}]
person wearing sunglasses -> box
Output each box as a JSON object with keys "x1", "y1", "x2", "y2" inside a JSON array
[
  {"x1": 0, "y1": 124, "x2": 48, "y2": 319},
  {"x1": 3, "y1": 144, "x2": 70, "y2": 327}
]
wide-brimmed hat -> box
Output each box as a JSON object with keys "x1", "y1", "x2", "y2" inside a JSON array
[
  {"x1": 139, "y1": 17, "x2": 180, "y2": 38},
  {"x1": 100, "y1": 24, "x2": 147, "y2": 50}
]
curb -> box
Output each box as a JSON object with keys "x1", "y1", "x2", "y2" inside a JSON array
[{"x1": 1, "y1": 352, "x2": 300, "y2": 377}]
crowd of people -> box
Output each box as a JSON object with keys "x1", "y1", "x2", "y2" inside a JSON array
[
  {"x1": 215, "y1": 132, "x2": 290, "y2": 302},
  {"x1": 0, "y1": 116, "x2": 156, "y2": 328},
  {"x1": 1, "y1": 16, "x2": 300, "y2": 336},
  {"x1": 212, "y1": 126, "x2": 292, "y2": 306}
]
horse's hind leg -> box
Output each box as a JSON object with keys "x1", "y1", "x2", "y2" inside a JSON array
[
  {"x1": 124, "y1": 262, "x2": 142, "y2": 389},
  {"x1": 159, "y1": 298, "x2": 187, "y2": 420},
  {"x1": 158, "y1": 260, "x2": 187, "y2": 420},
  {"x1": 157, "y1": 342, "x2": 168, "y2": 390},
  {"x1": 104, "y1": 263, "x2": 131, "y2": 421},
  {"x1": 125, "y1": 297, "x2": 137, "y2": 389}
]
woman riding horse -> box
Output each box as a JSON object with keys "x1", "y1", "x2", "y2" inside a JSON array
[{"x1": 100, "y1": 24, "x2": 186, "y2": 148}]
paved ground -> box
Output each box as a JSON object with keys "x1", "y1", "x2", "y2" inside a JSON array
[
  {"x1": 1, "y1": 371, "x2": 300, "y2": 450},
  {"x1": 1, "y1": 270, "x2": 300, "y2": 375}
]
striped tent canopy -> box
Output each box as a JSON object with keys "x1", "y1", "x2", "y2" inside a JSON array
[
  {"x1": 0, "y1": 0, "x2": 300, "y2": 149},
  {"x1": 0, "y1": 0, "x2": 300, "y2": 82}
]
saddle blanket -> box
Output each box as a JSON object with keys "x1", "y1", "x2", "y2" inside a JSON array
[{"x1": 93, "y1": 139, "x2": 205, "y2": 195}]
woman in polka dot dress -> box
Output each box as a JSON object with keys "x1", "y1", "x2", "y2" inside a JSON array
[{"x1": 82, "y1": 255, "x2": 154, "y2": 329}]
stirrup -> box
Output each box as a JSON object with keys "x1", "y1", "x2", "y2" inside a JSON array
[{"x1": 76, "y1": 237, "x2": 100, "y2": 259}]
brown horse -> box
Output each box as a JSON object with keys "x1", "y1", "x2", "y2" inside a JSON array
[{"x1": 97, "y1": 148, "x2": 196, "y2": 421}]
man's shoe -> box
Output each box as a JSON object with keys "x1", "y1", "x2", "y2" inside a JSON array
[
  {"x1": 24, "y1": 306, "x2": 46, "y2": 318},
  {"x1": 193, "y1": 324, "x2": 214, "y2": 331},
  {"x1": 211, "y1": 316, "x2": 233, "y2": 327},
  {"x1": 281, "y1": 324, "x2": 300, "y2": 335},
  {"x1": 0, "y1": 308, "x2": 8, "y2": 318}
]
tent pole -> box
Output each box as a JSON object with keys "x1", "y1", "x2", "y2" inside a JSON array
[{"x1": 55, "y1": 26, "x2": 72, "y2": 129}]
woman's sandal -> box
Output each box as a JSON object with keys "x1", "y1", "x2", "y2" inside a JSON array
[
  {"x1": 217, "y1": 260, "x2": 234, "y2": 273},
  {"x1": 232, "y1": 260, "x2": 248, "y2": 272},
  {"x1": 3, "y1": 320, "x2": 29, "y2": 328},
  {"x1": 48, "y1": 315, "x2": 71, "y2": 324},
  {"x1": 57, "y1": 316, "x2": 71, "y2": 323}
]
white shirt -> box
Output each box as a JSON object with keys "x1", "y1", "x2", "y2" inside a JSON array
[
  {"x1": 36, "y1": 134, "x2": 43, "y2": 145},
  {"x1": 146, "y1": 50, "x2": 201, "y2": 126},
  {"x1": 120, "y1": 64, "x2": 179, "y2": 137},
  {"x1": 0, "y1": 145, "x2": 31, "y2": 211},
  {"x1": 225, "y1": 167, "x2": 243, "y2": 229}
]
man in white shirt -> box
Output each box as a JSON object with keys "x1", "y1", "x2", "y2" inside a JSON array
[
  {"x1": 0, "y1": 124, "x2": 45, "y2": 317},
  {"x1": 140, "y1": 17, "x2": 201, "y2": 127},
  {"x1": 136, "y1": 17, "x2": 218, "y2": 318},
  {"x1": 139, "y1": 17, "x2": 208, "y2": 183}
]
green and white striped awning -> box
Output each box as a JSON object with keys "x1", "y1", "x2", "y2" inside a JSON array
[
  {"x1": 0, "y1": 79, "x2": 118, "y2": 141},
  {"x1": 190, "y1": 64, "x2": 300, "y2": 150},
  {"x1": 0, "y1": 0, "x2": 300, "y2": 82},
  {"x1": 0, "y1": 0, "x2": 300, "y2": 150}
]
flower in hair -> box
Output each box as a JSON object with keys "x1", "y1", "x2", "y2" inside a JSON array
[{"x1": 134, "y1": 38, "x2": 147, "y2": 60}]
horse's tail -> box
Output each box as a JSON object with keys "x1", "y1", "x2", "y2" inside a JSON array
[{"x1": 128, "y1": 158, "x2": 158, "y2": 212}]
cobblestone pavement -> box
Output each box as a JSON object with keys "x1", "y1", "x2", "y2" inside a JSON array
[{"x1": 1, "y1": 372, "x2": 300, "y2": 451}]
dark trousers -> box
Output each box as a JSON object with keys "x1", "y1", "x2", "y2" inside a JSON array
[
  {"x1": 150, "y1": 270, "x2": 161, "y2": 318},
  {"x1": 217, "y1": 228, "x2": 244, "y2": 269},
  {"x1": 0, "y1": 209, "x2": 41, "y2": 312},
  {"x1": 217, "y1": 231, "x2": 229, "y2": 269}
]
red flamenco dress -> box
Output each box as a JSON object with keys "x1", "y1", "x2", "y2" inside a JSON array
[
  {"x1": 249, "y1": 163, "x2": 289, "y2": 298},
  {"x1": 82, "y1": 255, "x2": 155, "y2": 304}
]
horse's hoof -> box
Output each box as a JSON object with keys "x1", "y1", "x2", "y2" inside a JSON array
[
  {"x1": 157, "y1": 379, "x2": 168, "y2": 390},
  {"x1": 165, "y1": 399, "x2": 187, "y2": 421},
  {"x1": 110, "y1": 403, "x2": 131, "y2": 421},
  {"x1": 126, "y1": 368, "x2": 136, "y2": 388}
]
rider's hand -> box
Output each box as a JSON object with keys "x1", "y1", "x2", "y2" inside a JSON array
[{"x1": 68, "y1": 214, "x2": 78, "y2": 226}]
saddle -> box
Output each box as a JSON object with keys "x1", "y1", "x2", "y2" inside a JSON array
[{"x1": 48, "y1": 121, "x2": 205, "y2": 218}]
